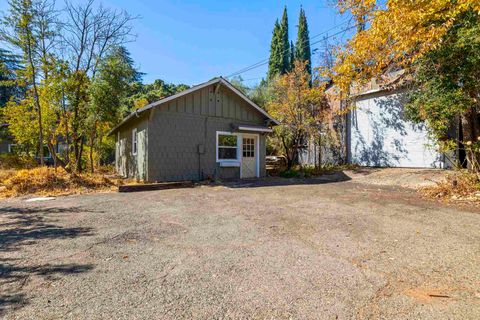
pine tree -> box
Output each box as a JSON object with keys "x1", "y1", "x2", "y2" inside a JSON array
[
  {"x1": 295, "y1": 7, "x2": 312, "y2": 78},
  {"x1": 279, "y1": 6, "x2": 290, "y2": 74},
  {"x1": 268, "y1": 20, "x2": 283, "y2": 80}
]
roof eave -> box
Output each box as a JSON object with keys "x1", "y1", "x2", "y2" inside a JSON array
[{"x1": 108, "y1": 77, "x2": 280, "y2": 135}]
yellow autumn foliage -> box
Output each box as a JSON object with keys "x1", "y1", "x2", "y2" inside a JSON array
[
  {"x1": 0, "y1": 167, "x2": 117, "y2": 198},
  {"x1": 332, "y1": 0, "x2": 480, "y2": 92}
]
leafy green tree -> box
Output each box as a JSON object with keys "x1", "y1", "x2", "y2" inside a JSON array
[
  {"x1": 38, "y1": 57, "x2": 69, "y2": 167},
  {"x1": 249, "y1": 79, "x2": 273, "y2": 109},
  {"x1": 63, "y1": 0, "x2": 135, "y2": 172},
  {"x1": 127, "y1": 79, "x2": 189, "y2": 110},
  {"x1": 295, "y1": 7, "x2": 312, "y2": 79},
  {"x1": 229, "y1": 76, "x2": 249, "y2": 95},
  {"x1": 88, "y1": 46, "x2": 141, "y2": 171},
  {"x1": 406, "y1": 12, "x2": 480, "y2": 170},
  {"x1": 0, "y1": 0, "x2": 58, "y2": 164}
]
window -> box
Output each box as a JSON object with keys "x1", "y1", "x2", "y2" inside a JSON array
[
  {"x1": 243, "y1": 138, "x2": 255, "y2": 158},
  {"x1": 132, "y1": 128, "x2": 137, "y2": 155},
  {"x1": 217, "y1": 132, "x2": 238, "y2": 161}
]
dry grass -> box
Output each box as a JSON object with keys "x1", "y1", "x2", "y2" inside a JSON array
[
  {"x1": 420, "y1": 170, "x2": 480, "y2": 202},
  {"x1": 0, "y1": 169, "x2": 16, "y2": 183},
  {"x1": 0, "y1": 154, "x2": 37, "y2": 170},
  {"x1": 0, "y1": 167, "x2": 128, "y2": 198}
]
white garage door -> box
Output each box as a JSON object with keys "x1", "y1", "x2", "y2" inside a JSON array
[{"x1": 349, "y1": 92, "x2": 443, "y2": 168}]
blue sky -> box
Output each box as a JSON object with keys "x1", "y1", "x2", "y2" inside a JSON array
[{"x1": 1, "y1": 0, "x2": 352, "y2": 86}]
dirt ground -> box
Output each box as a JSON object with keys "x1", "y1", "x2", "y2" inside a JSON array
[{"x1": 1, "y1": 170, "x2": 479, "y2": 319}]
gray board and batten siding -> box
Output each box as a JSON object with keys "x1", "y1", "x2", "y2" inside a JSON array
[{"x1": 111, "y1": 78, "x2": 277, "y2": 182}]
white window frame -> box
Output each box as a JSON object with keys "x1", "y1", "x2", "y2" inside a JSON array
[
  {"x1": 132, "y1": 128, "x2": 138, "y2": 156},
  {"x1": 216, "y1": 131, "x2": 240, "y2": 165}
]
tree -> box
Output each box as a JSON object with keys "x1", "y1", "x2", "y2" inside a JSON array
[
  {"x1": 87, "y1": 46, "x2": 141, "y2": 171},
  {"x1": 289, "y1": 41, "x2": 295, "y2": 71},
  {"x1": 268, "y1": 7, "x2": 292, "y2": 80},
  {"x1": 268, "y1": 20, "x2": 283, "y2": 80},
  {"x1": 332, "y1": 0, "x2": 480, "y2": 91},
  {"x1": 0, "y1": 48, "x2": 22, "y2": 108},
  {"x1": 406, "y1": 12, "x2": 480, "y2": 170},
  {"x1": 229, "y1": 76, "x2": 249, "y2": 95},
  {"x1": 280, "y1": 7, "x2": 290, "y2": 74},
  {"x1": 266, "y1": 61, "x2": 326, "y2": 168},
  {"x1": 295, "y1": 7, "x2": 312, "y2": 79},
  {"x1": 63, "y1": 0, "x2": 136, "y2": 172},
  {"x1": 37, "y1": 57, "x2": 69, "y2": 168},
  {"x1": 0, "y1": 0, "x2": 58, "y2": 165},
  {"x1": 248, "y1": 79, "x2": 273, "y2": 109},
  {"x1": 332, "y1": 0, "x2": 480, "y2": 171},
  {"x1": 126, "y1": 79, "x2": 190, "y2": 110}
]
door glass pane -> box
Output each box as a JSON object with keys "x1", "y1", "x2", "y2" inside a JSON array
[{"x1": 243, "y1": 138, "x2": 255, "y2": 158}]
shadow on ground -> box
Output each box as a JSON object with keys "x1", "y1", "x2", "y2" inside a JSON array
[
  {"x1": 0, "y1": 205, "x2": 96, "y2": 316},
  {"x1": 224, "y1": 171, "x2": 352, "y2": 189}
]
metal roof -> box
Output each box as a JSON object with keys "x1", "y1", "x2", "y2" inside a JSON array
[{"x1": 109, "y1": 77, "x2": 279, "y2": 135}]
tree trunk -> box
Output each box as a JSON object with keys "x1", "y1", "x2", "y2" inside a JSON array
[
  {"x1": 89, "y1": 138, "x2": 94, "y2": 174},
  {"x1": 62, "y1": 92, "x2": 71, "y2": 169},
  {"x1": 89, "y1": 121, "x2": 98, "y2": 173},
  {"x1": 26, "y1": 34, "x2": 44, "y2": 166},
  {"x1": 317, "y1": 134, "x2": 322, "y2": 170},
  {"x1": 461, "y1": 109, "x2": 480, "y2": 172},
  {"x1": 47, "y1": 141, "x2": 66, "y2": 169},
  {"x1": 76, "y1": 136, "x2": 85, "y2": 173},
  {"x1": 281, "y1": 135, "x2": 293, "y2": 169}
]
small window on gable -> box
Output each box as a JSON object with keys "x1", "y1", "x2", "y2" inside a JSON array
[
  {"x1": 132, "y1": 128, "x2": 137, "y2": 155},
  {"x1": 217, "y1": 133, "x2": 238, "y2": 161}
]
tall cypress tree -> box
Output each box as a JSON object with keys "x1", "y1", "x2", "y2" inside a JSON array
[
  {"x1": 279, "y1": 6, "x2": 290, "y2": 74},
  {"x1": 295, "y1": 7, "x2": 312, "y2": 78},
  {"x1": 268, "y1": 20, "x2": 283, "y2": 80},
  {"x1": 289, "y1": 41, "x2": 295, "y2": 71}
]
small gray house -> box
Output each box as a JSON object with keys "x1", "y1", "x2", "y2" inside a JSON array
[{"x1": 110, "y1": 77, "x2": 278, "y2": 182}]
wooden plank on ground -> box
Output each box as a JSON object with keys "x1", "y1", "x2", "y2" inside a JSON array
[{"x1": 118, "y1": 181, "x2": 194, "y2": 193}]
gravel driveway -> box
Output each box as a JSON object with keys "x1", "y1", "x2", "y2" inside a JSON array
[{"x1": 1, "y1": 176, "x2": 479, "y2": 319}]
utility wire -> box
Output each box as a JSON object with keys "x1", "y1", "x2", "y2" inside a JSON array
[
  {"x1": 225, "y1": 18, "x2": 356, "y2": 79},
  {"x1": 225, "y1": 22, "x2": 359, "y2": 79}
]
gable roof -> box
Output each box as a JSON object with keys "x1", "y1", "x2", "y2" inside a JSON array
[{"x1": 109, "y1": 77, "x2": 279, "y2": 135}]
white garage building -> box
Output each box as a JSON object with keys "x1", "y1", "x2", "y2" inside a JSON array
[{"x1": 347, "y1": 88, "x2": 448, "y2": 168}]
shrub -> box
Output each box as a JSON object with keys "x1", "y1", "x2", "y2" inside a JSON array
[
  {"x1": 1, "y1": 167, "x2": 117, "y2": 197},
  {"x1": 0, "y1": 154, "x2": 37, "y2": 170},
  {"x1": 421, "y1": 170, "x2": 480, "y2": 201}
]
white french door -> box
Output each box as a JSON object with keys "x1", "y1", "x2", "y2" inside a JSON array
[{"x1": 241, "y1": 134, "x2": 258, "y2": 178}]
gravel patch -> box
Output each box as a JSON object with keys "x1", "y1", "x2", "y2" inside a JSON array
[{"x1": 0, "y1": 176, "x2": 479, "y2": 319}]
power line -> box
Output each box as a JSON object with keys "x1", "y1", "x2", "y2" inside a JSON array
[
  {"x1": 225, "y1": 20, "x2": 358, "y2": 79},
  {"x1": 225, "y1": 19, "x2": 353, "y2": 79}
]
